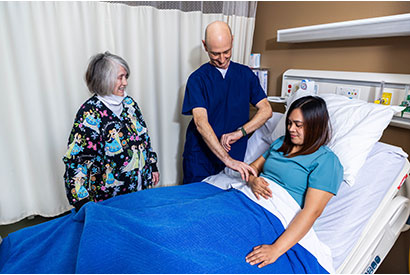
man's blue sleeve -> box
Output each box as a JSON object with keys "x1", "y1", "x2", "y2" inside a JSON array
[{"x1": 182, "y1": 75, "x2": 207, "y2": 115}]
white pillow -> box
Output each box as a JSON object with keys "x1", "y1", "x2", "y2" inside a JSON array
[
  {"x1": 244, "y1": 112, "x2": 283, "y2": 163},
  {"x1": 270, "y1": 93, "x2": 403, "y2": 186}
]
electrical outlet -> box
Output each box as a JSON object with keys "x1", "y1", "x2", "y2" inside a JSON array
[{"x1": 336, "y1": 86, "x2": 361, "y2": 99}]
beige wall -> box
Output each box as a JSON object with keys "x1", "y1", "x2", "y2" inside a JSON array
[{"x1": 252, "y1": 1, "x2": 410, "y2": 273}]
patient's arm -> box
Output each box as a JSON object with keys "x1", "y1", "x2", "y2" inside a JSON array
[
  {"x1": 192, "y1": 107, "x2": 257, "y2": 181},
  {"x1": 247, "y1": 156, "x2": 272, "y2": 200},
  {"x1": 245, "y1": 188, "x2": 333, "y2": 268},
  {"x1": 220, "y1": 98, "x2": 272, "y2": 152}
]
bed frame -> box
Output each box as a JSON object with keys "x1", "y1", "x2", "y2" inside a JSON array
[{"x1": 338, "y1": 159, "x2": 410, "y2": 274}]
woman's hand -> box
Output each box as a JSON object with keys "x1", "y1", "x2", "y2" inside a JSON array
[
  {"x1": 245, "y1": 244, "x2": 279, "y2": 268},
  {"x1": 152, "y1": 172, "x2": 160, "y2": 186},
  {"x1": 248, "y1": 177, "x2": 272, "y2": 200}
]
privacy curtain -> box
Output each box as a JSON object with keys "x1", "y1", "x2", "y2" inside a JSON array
[{"x1": 0, "y1": 1, "x2": 257, "y2": 224}]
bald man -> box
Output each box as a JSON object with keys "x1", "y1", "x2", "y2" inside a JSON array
[{"x1": 182, "y1": 21, "x2": 272, "y2": 184}]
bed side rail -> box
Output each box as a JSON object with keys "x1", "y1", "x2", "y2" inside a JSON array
[{"x1": 337, "y1": 159, "x2": 410, "y2": 274}]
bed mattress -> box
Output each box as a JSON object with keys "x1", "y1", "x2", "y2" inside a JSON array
[{"x1": 314, "y1": 141, "x2": 408, "y2": 269}]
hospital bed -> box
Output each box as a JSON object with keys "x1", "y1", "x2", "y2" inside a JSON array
[
  {"x1": 1, "y1": 80, "x2": 410, "y2": 274},
  {"x1": 225, "y1": 111, "x2": 410, "y2": 274},
  {"x1": 271, "y1": 69, "x2": 410, "y2": 273}
]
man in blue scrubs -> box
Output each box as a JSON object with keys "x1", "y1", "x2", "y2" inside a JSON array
[{"x1": 182, "y1": 21, "x2": 272, "y2": 184}]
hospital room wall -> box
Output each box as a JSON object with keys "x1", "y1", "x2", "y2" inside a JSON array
[{"x1": 251, "y1": 1, "x2": 410, "y2": 273}]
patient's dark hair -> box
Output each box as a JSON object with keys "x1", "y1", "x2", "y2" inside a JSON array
[{"x1": 278, "y1": 96, "x2": 331, "y2": 157}]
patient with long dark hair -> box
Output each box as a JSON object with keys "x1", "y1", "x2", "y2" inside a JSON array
[{"x1": 245, "y1": 96, "x2": 343, "y2": 268}]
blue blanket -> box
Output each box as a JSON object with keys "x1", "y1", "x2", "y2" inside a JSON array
[{"x1": 0, "y1": 182, "x2": 327, "y2": 273}]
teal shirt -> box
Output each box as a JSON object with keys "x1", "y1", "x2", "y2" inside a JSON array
[{"x1": 260, "y1": 136, "x2": 343, "y2": 208}]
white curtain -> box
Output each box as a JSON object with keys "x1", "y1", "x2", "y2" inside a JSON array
[{"x1": 0, "y1": 1, "x2": 257, "y2": 224}]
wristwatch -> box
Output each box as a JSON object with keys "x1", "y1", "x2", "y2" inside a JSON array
[{"x1": 238, "y1": 126, "x2": 247, "y2": 137}]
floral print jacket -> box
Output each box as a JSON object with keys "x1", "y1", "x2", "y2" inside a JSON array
[{"x1": 63, "y1": 95, "x2": 158, "y2": 208}]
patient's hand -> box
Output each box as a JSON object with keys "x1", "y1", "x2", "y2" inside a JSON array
[
  {"x1": 220, "y1": 130, "x2": 242, "y2": 152},
  {"x1": 248, "y1": 177, "x2": 272, "y2": 200},
  {"x1": 246, "y1": 244, "x2": 279, "y2": 268}
]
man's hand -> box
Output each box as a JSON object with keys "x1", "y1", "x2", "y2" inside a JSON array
[
  {"x1": 225, "y1": 158, "x2": 257, "y2": 182},
  {"x1": 220, "y1": 130, "x2": 242, "y2": 152},
  {"x1": 192, "y1": 107, "x2": 257, "y2": 182},
  {"x1": 248, "y1": 177, "x2": 272, "y2": 200}
]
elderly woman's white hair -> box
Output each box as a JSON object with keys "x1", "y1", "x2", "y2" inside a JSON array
[{"x1": 85, "y1": 51, "x2": 130, "y2": 96}]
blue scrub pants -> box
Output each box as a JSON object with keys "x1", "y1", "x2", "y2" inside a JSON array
[{"x1": 183, "y1": 155, "x2": 225, "y2": 184}]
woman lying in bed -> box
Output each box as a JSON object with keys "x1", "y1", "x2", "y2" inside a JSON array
[{"x1": 245, "y1": 96, "x2": 344, "y2": 268}]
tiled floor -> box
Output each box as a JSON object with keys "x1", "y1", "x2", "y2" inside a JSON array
[{"x1": 0, "y1": 212, "x2": 70, "y2": 239}]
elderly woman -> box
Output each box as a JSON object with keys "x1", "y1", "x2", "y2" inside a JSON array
[
  {"x1": 63, "y1": 52, "x2": 159, "y2": 211},
  {"x1": 245, "y1": 96, "x2": 343, "y2": 268}
]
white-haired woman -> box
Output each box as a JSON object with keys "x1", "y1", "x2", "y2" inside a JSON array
[{"x1": 63, "y1": 52, "x2": 159, "y2": 211}]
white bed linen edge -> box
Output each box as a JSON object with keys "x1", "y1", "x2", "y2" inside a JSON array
[{"x1": 204, "y1": 173, "x2": 335, "y2": 273}]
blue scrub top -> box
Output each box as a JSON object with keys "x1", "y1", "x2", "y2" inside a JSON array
[
  {"x1": 260, "y1": 136, "x2": 343, "y2": 208},
  {"x1": 182, "y1": 61, "x2": 266, "y2": 162}
]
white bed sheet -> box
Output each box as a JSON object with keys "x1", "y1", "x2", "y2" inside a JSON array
[{"x1": 313, "y1": 141, "x2": 408, "y2": 269}]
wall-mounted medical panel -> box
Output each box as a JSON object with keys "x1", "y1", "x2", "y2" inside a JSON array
[{"x1": 280, "y1": 69, "x2": 410, "y2": 129}]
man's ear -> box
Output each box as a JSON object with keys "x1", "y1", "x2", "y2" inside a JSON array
[{"x1": 202, "y1": 40, "x2": 208, "y2": 52}]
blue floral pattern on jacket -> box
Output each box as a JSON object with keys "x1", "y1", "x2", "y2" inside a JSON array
[{"x1": 63, "y1": 95, "x2": 158, "y2": 206}]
